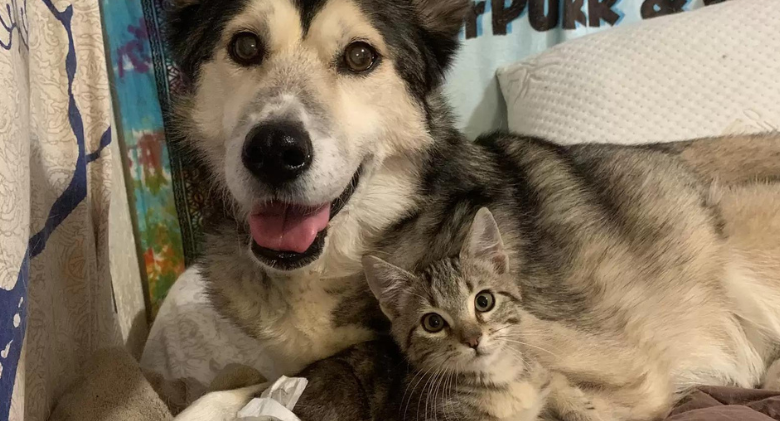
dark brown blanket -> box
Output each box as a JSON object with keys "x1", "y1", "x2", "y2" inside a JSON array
[{"x1": 669, "y1": 387, "x2": 780, "y2": 421}]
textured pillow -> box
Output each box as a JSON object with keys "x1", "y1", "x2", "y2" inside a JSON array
[{"x1": 497, "y1": 0, "x2": 780, "y2": 145}]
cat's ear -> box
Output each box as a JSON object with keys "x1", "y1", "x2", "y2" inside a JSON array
[
  {"x1": 460, "y1": 208, "x2": 509, "y2": 275},
  {"x1": 363, "y1": 256, "x2": 415, "y2": 320}
]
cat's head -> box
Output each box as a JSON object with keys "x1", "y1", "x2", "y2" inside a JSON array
[{"x1": 363, "y1": 208, "x2": 522, "y2": 375}]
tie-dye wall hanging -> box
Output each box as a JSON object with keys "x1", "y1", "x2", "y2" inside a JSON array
[{"x1": 100, "y1": 1, "x2": 186, "y2": 317}]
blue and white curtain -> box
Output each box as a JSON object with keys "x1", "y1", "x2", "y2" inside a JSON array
[{"x1": 0, "y1": 0, "x2": 119, "y2": 419}]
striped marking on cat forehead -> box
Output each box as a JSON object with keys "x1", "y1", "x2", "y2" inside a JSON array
[
  {"x1": 418, "y1": 257, "x2": 472, "y2": 291},
  {"x1": 416, "y1": 257, "x2": 472, "y2": 308},
  {"x1": 417, "y1": 257, "x2": 522, "y2": 307}
]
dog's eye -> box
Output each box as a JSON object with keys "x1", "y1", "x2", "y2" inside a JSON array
[
  {"x1": 343, "y1": 42, "x2": 378, "y2": 73},
  {"x1": 475, "y1": 291, "x2": 495, "y2": 312},
  {"x1": 229, "y1": 32, "x2": 264, "y2": 66},
  {"x1": 421, "y1": 313, "x2": 447, "y2": 333}
]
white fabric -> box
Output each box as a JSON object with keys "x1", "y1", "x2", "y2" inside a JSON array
[
  {"x1": 498, "y1": 0, "x2": 780, "y2": 145},
  {"x1": 141, "y1": 0, "x2": 780, "y2": 400},
  {"x1": 236, "y1": 376, "x2": 308, "y2": 421},
  {"x1": 173, "y1": 382, "x2": 269, "y2": 421},
  {"x1": 141, "y1": 266, "x2": 283, "y2": 389}
]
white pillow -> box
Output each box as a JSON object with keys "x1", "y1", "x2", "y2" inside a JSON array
[{"x1": 497, "y1": 0, "x2": 780, "y2": 145}]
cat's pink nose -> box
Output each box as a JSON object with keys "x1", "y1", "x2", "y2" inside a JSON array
[{"x1": 463, "y1": 334, "x2": 481, "y2": 349}]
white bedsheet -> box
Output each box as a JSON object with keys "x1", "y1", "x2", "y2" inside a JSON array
[{"x1": 141, "y1": 266, "x2": 283, "y2": 390}]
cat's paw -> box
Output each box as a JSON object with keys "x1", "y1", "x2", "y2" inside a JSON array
[
  {"x1": 568, "y1": 386, "x2": 596, "y2": 412},
  {"x1": 550, "y1": 384, "x2": 602, "y2": 421},
  {"x1": 763, "y1": 359, "x2": 780, "y2": 391},
  {"x1": 557, "y1": 405, "x2": 600, "y2": 421}
]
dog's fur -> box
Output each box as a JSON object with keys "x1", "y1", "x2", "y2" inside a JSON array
[{"x1": 167, "y1": 0, "x2": 780, "y2": 417}]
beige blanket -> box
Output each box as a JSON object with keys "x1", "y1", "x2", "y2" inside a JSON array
[
  {"x1": 49, "y1": 348, "x2": 265, "y2": 421},
  {"x1": 48, "y1": 348, "x2": 175, "y2": 421}
]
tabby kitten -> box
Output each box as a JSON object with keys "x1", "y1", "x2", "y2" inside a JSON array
[{"x1": 293, "y1": 209, "x2": 597, "y2": 421}]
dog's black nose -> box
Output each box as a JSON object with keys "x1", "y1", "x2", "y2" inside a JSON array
[{"x1": 242, "y1": 122, "x2": 313, "y2": 185}]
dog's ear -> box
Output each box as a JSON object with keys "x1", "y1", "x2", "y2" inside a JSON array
[
  {"x1": 170, "y1": 0, "x2": 199, "y2": 6},
  {"x1": 460, "y1": 208, "x2": 509, "y2": 275},
  {"x1": 411, "y1": 0, "x2": 470, "y2": 85},
  {"x1": 166, "y1": 0, "x2": 203, "y2": 79},
  {"x1": 413, "y1": 0, "x2": 471, "y2": 39},
  {"x1": 362, "y1": 256, "x2": 415, "y2": 320},
  {"x1": 167, "y1": 0, "x2": 200, "y2": 22}
]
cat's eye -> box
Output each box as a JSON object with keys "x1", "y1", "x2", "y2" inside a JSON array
[
  {"x1": 421, "y1": 313, "x2": 446, "y2": 333},
  {"x1": 475, "y1": 291, "x2": 495, "y2": 312},
  {"x1": 343, "y1": 41, "x2": 378, "y2": 73},
  {"x1": 229, "y1": 32, "x2": 264, "y2": 66}
]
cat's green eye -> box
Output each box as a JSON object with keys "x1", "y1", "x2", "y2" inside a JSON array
[
  {"x1": 475, "y1": 291, "x2": 495, "y2": 312},
  {"x1": 421, "y1": 313, "x2": 446, "y2": 333}
]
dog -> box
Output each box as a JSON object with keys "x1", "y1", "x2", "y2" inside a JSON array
[
  {"x1": 167, "y1": 0, "x2": 780, "y2": 416},
  {"x1": 168, "y1": 0, "x2": 476, "y2": 375}
]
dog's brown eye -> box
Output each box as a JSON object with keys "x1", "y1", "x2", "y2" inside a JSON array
[
  {"x1": 230, "y1": 32, "x2": 264, "y2": 66},
  {"x1": 343, "y1": 42, "x2": 377, "y2": 73},
  {"x1": 422, "y1": 313, "x2": 446, "y2": 333},
  {"x1": 475, "y1": 291, "x2": 495, "y2": 312}
]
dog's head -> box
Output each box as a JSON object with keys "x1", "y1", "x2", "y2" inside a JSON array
[{"x1": 168, "y1": 0, "x2": 469, "y2": 271}]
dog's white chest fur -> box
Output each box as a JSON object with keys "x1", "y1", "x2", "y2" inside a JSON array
[{"x1": 258, "y1": 272, "x2": 375, "y2": 375}]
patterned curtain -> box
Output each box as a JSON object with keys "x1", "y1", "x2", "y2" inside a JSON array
[{"x1": 0, "y1": 0, "x2": 119, "y2": 418}]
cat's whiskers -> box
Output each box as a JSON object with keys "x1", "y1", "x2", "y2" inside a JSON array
[
  {"x1": 500, "y1": 330, "x2": 562, "y2": 355},
  {"x1": 502, "y1": 346, "x2": 531, "y2": 372},
  {"x1": 400, "y1": 369, "x2": 423, "y2": 414},
  {"x1": 493, "y1": 331, "x2": 557, "y2": 347},
  {"x1": 421, "y1": 366, "x2": 439, "y2": 421},
  {"x1": 500, "y1": 330, "x2": 554, "y2": 339},
  {"x1": 419, "y1": 363, "x2": 446, "y2": 421},
  {"x1": 490, "y1": 325, "x2": 515, "y2": 334},
  {"x1": 439, "y1": 367, "x2": 454, "y2": 421},
  {"x1": 428, "y1": 355, "x2": 464, "y2": 421},
  {"x1": 420, "y1": 363, "x2": 446, "y2": 421},
  {"x1": 430, "y1": 366, "x2": 449, "y2": 421},
  {"x1": 442, "y1": 369, "x2": 456, "y2": 421},
  {"x1": 403, "y1": 364, "x2": 436, "y2": 418},
  {"x1": 494, "y1": 338, "x2": 559, "y2": 357}
]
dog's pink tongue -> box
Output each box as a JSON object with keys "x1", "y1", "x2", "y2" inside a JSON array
[{"x1": 249, "y1": 203, "x2": 330, "y2": 253}]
